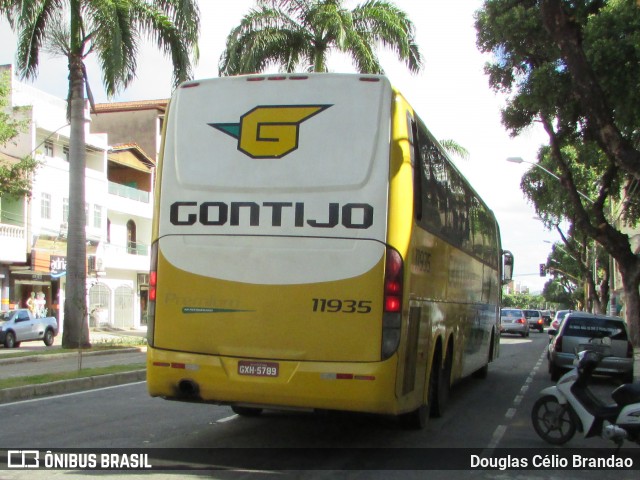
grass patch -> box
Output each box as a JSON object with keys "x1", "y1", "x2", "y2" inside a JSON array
[
  {"x1": 0, "y1": 363, "x2": 146, "y2": 390},
  {"x1": 91, "y1": 335, "x2": 147, "y2": 348},
  {"x1": 0, "y1": 344, "x2": 143, "y2": 360}
]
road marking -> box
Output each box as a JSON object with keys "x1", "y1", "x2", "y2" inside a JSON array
[
  {"x1": 487, "y1": 424, "x2": 507, "y2": 450},
  {"x1": 217, "y1": 414, "x2": 238, "y2": 423},
  {"x1": 485, "y1": 344, "x2": 549, "y2": 450}
]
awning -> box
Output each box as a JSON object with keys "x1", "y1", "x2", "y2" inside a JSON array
[
  {"x1": 30, "y1": 237, "x2": 97, "y2": 274},
  {"x1": 32, "y1": 238, "x2": 67, "y2": 256},
  {"x1": 108, "y1": 150, "x2": 152, "y2": 172}
]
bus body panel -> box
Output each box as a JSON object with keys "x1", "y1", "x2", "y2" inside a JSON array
[
  {"x1": 147, "y1": 348, "x2": 401, "y2": 415},
  {"x1": 152, "y1": 74, "x2": 392, "y2": 367},
  {"x1": 152, "y1": 247, "x2": 385, "y2": 362}
]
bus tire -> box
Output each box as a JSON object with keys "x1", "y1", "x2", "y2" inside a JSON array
[
  {"x1": 473, "y1": 331, "x2": 495, "y2": 380},
  {"x1": 399, "y1": 404, "x2": 428, "y2": 430},
  {"x1": 231, "y1": 406, "x2": 263, "y2": 417},
  {"x1": 431, "y1": 351, "x2": 451, "y2": 418}
]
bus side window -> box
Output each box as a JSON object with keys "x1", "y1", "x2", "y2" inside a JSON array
[{"x1": 408, "y1": 115, "x2": 423, "y2": 222}]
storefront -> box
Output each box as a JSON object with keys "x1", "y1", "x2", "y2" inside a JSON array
[{"x1": 9, "y1": 268, "x2": 58, "y2": 319}]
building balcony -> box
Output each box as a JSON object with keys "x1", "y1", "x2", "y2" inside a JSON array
[
  {"x1": 0, "y1": 224, "x2": 27, "y2": 263},
  {"x1": 107, "y1": 181, "x2": 152, "y2": 219},
  {"x1": 108, "y1": 181, "x2": 150, "y2": 203},
  {"x1": 102, "y1": 241, "x2": 150, "y2": 272}
]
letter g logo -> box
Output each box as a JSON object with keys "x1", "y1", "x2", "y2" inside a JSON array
[{"x1": 209, "y1": 105, "x2": 331, "y2": 159}]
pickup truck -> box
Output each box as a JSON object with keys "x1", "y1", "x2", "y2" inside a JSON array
[{"x1": 0, "y1": 309, "x2": 59, "y2": 348}]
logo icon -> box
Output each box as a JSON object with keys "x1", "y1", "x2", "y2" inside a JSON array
[
  {"x1": 209, "y1": 104, "x2": 331, "y2": 159},
  {"x1": 8, "y1": 450, "x2": 40, "y2": 469}
]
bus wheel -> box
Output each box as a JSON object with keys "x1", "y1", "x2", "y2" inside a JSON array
[
  {"x1": 231, "y1": 406, "x2": 263, "y2": 417},
  {"x1": 431, "y1": 354, "x2": 451, "y2": 418},
  {"x1": 473, "y1": 332, "x2": 494, "y2": 379},
  {"x1": 399, "y1": 404, "x2": 428, "y2": 430}
]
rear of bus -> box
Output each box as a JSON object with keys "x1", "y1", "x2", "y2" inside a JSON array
[{"x1": 147, "y1": 74, "x2": 404, "y2": 415}]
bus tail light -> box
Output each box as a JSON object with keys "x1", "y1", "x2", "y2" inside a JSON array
[
  {"x1": 148, "y1": 242, "x2": 158, "y2": 347},
  {"x1": 382, "y1": 247, "x2": 403, "y2": 360}
]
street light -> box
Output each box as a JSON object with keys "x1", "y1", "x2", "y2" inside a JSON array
[{"x1": 506, "y1": 157, "x2": 594, "y2": 204}]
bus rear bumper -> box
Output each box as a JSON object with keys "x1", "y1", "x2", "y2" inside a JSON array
[{"x1": 147, "y1": 347, "x2": 400, "y2": 415}]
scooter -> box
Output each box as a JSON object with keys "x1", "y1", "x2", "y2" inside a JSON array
[{"x1": 531, "y1": 340, "x2": 640, "y2": 446}]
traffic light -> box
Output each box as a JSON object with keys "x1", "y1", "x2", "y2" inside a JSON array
[{"x1": 539, "y1": 263, "x2": 547, "y2": 277}]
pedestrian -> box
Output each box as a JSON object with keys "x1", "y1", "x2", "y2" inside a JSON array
[{"x1": 26, "y1": 292, "x2": 36, "y2": 315}]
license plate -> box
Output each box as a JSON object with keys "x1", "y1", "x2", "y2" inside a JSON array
[{"x1": 238, "y1": 361, "x2": 279, "y2": 377}]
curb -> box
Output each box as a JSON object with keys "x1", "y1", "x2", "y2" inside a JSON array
[{"x1": 0, "y1": 370, "x2": 146, "y2": 404}]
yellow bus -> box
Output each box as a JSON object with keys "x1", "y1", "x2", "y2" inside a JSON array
[{"x1": 147, "y1": 73, "x2": 513, "y2": 428}]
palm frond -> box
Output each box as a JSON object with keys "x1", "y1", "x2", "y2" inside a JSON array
[
  {"x1": 352, "y1": 0, "x2": 423, "y2": 73},
  {"x1": 222, "y1": 0, "x2": 423, "y2": 75},
  {"x1": 15, "y1": 0, "x2": 63, "y2": 80},
  {"x1": 439, "y1": 139, "x2": 470, "y2": 161},
  {"x1": 219, "y1": 6, "x2": 309, "y2": 75}
]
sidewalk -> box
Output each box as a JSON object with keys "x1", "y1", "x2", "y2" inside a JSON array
[{"x1": 0, "y1": 328, "x2": 148, "y2": 404}]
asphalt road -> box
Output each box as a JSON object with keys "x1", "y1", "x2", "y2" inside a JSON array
[{"x1": 0, "y1": 332, "x2": 637, "y2": 479}]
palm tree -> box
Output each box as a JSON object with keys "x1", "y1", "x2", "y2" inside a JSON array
[
  {"x1": 1, "y1": 0, "x2": 199, "y2": 348},
  {"x1": 219, "y1": 0, "x2": 422, "y2": 75}
]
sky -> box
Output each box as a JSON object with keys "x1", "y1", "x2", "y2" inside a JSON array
[{"x1": 0, "y1": 0, "x2": 562, "y2": 293}]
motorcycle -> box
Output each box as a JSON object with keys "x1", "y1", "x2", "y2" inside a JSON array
[{"x1": 531, "y1": 339, "x2": 640, "y2": 446}]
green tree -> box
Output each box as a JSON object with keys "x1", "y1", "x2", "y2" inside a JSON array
[
  {"x1": 542, "y1": 280, "x2": 576, "y2": 310},
  {"x1": 501, "y1": 291, "x2": 545, "y2": 309},
  {"x1": 476, "y1": 0, "x2": 640, "y2": 349},
  {"x1": 1, "y1": 0, "x2": 199, "y2": 348},
  {"x1": 0, "y1": 69, "x2": 38, "y2": 198},
  {"x1": 219, "y1": 0, "x2": 422, "y2": 75},
  {"x1": 519, "y1": 146, "x2": 611, "y2": 313}
]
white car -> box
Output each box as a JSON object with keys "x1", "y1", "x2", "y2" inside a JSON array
[
  {"x1": 551, "y1": 309, "x2": 574, "y2": 330},
  {"x1": 500, "y1": 308, "x2": 530, "y2": 337},
  {"x1": 0, "y1": 309, "x2": 59, "y2": 348},
  {"x1": 548, "y1": 312, "x2": 633, "y2": 382}
]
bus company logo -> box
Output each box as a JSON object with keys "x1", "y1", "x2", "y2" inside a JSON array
[{"x1": 209, "y1": 104, "x2": 331, "y2": 159}]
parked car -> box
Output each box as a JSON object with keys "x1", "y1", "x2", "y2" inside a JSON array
[
  {"x1": 551, "y1": 309, "x2": 573, "y2": 330},
  {"x1": 540, "y1": 310, "x2": 553, "y2": 326},
  {"x1": 0, "y1": 308, "x2": 58, "y2": 348},
  {"x1": 523, "y1": 309, "x2": 545, "y2": 332},
  {"x1": 500, "y1": 308, "x2": 530, "y2": 337},
  {"x1": 547, "y1": 312, "x2": 633, "y2": 382}
]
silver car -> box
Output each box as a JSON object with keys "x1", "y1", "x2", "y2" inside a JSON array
[
  {"x1": 500, "y1": 308, "x2": 530, "y2": 337},
  {"x1": 548, "y1": 312, "x2": 633, "y2": 382},
  {"x1": 523, "y1": 309, "x2": 545, "y2": 332}
]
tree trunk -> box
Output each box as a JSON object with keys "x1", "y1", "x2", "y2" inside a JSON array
[
  {"x1": 61, "y1": 53, "x2": 91, "y2": 349},
  {"x1": 617, "y1": 255, "x2": 640, "y2": 382}
]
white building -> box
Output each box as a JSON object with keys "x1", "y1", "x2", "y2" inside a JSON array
[{"x1": 0, "y1": 65, "x2": 153, "y2": 330}]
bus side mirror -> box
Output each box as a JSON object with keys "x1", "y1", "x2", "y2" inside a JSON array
[{"x1": 502, "y1": 250, "x2": 514, "y2": 285}]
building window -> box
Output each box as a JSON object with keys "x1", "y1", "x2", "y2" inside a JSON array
[
  {"x1": 127, "y1": 220, "x2": 137, "y2": 254},
  {"x1": 41, "y1": 193, "x2": 51, "y2": 219},
  {"x1": 63, "y1": 145, "x2": 69, "y2": 162},
  {"x1": 44, "y1": 140, "x2": 53, "y2": 157},
  {"x1": 93, "y1": 205, "x2": 102, "y2": 228},
  {"x1": 62, "y1": 198, "x2": 69, "y2": 222}
]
